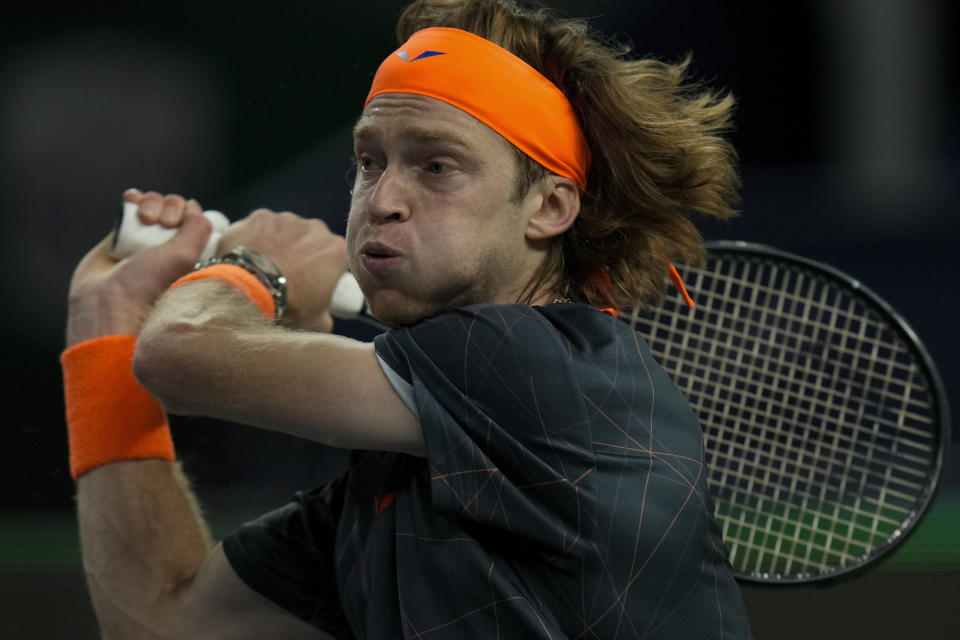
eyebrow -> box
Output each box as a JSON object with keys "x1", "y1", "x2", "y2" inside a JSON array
[{"x1": 352, "y1": 122, "x2": 473, "y2": 151}]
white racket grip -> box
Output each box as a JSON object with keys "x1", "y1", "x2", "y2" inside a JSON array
[
  {"x1": 111, "y1": 200, "x2": 229, "y2": 262},
  {"x1": 329, "y1": 271, "x2": 368, "y2": 320}
]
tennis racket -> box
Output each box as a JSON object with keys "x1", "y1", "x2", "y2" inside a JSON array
[{"x1": 630, "y1": 241, "x2": 951, "y2": 584}]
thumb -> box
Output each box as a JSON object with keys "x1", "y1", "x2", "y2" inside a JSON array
[{"x1": 164, "y1": 204, "x2": 213, "y2": 264}]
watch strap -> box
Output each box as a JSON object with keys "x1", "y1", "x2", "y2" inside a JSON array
[
  {"x1": 171, "y1": 264, "x2": 277, "y2": 321},
  {"x1": 194, "y1": 246, "x2": 287, "y2": 322}
]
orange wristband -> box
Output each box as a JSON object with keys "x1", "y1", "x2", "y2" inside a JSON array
[
  {"x1": 168, "y1": 263, "x2": 275, "y2": 320},
  {"x1": 61, "y1": 335, "x2": 175, "y2": 479}
]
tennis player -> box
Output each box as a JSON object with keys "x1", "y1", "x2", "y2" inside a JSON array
[{"x1": 62, "y1": 1, "x2": 750, "y2": 637}]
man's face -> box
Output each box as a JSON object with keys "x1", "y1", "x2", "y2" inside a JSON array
[{"x1": 346, "y1": 93, "x2": 542, "y2": 326}]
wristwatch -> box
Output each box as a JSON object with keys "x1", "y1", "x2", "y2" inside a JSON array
[{"x1": 196, "y1": 246, "x2": 288, "y2": 322}]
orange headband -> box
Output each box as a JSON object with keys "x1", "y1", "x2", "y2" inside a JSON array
[{"x1": 365, "y1": 27, "x2": 591, "y2": 190}]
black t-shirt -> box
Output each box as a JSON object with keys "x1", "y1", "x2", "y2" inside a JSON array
[{"x1": 224, "y1": 303, "x2": 752, "y2": 638}]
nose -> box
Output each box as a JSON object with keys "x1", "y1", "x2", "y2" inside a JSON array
[{"x1": 366, "y1": 167, "x2": 411, "y2": 224}]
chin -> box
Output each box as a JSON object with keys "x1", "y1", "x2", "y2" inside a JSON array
[
  {"x1": 358, "y1": 274, "x2": 481, "y2": 327},
  {"x1": 366, "y1": 292, "x2": 437, "y2": 327}
]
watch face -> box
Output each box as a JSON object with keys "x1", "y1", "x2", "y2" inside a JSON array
[{"x1": 237, "y1": 247, "x2": 278, "y2": 277}]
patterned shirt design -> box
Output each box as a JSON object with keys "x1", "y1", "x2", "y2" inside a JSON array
[{"x1": 224, "y1": 303, "x2": 751, "y2": 639}]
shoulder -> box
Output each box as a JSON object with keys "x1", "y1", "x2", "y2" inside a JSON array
[{"x1": 374, "y1": 303, "x2": 616, "y2": 384}]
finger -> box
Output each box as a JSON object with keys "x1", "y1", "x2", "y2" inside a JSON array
[
  {"x1": 123, "y1": 188, "x2": 143, "y2": 204},
  {"x1": 166, "y1": 209, "x2": 213, "y2": 263},
  {"x1": 184, "y1": 198, "x2": 202, "y2": 217},
  {"x1": 136, "y1": 191, "x2": 164, "y2": 225},
  {"x1": 159, "y1": 194, "x2": 187, "y2": 227},
  {"x1": 247, "y1": 208, "x2": 281, "y2": 226},
  {"x1": 315, "y1": 311, "x2": 335, "y2": 333}
]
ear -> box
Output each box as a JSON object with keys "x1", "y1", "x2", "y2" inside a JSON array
[{"x1": 525, "y1": 176, "x2": 581, "y2": 241}]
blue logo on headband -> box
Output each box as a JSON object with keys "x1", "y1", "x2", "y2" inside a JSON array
[{"x1": 395, "y1": 50, "x2": 446, "y2": 63}]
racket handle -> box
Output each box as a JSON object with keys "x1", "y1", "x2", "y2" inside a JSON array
[
  {"x1": 110, "y1": 200, "x2": 388, "y2": 330},
  {"x1": 111, "y1": 200, "x2": 228, "y2": 262}
]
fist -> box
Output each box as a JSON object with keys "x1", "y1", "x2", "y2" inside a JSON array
[
  {"x1": 217, "y1": 209, "x2": 347, "y2": 332},
  {"x1": 66, "y1": 189, "x2": 213, "y2": 346}
]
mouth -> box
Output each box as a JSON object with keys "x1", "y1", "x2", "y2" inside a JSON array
[
  {"x1": 359, "y1": 241, "x2": 403, "y2": 275},
  {"x1": 361, "y1": 241, "x2": 401, "y2": 259}
]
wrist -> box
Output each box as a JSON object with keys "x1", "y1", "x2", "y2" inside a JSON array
[
  {"x1": 61, "y1": 335, "x2": 175, "y2": 479},
  {"x1": 66, "y1": 288, "x2": 147, "y2": 347},
  {"x1": 193, "y1": 246, "x2": 287, "y2": 322},
  {"x1": 170, "y1": 258, "x2": 286, "y2": 323}
]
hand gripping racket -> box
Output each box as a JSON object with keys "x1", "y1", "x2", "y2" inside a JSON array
[
  {"x1": 631, "y1": 241, "x2": 951, "y2": 584},
  {"x1": 110, "y1": 201, "x2": 388, "y2": 330}
]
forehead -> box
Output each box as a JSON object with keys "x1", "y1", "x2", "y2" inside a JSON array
[{"x1": 353, "y1": 93, "x2": 513, "y2": 154}]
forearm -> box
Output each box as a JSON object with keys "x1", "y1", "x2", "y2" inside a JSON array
[
  {"x1": 64, "y1": 196, "x2": 348, "y2": 638},
  {"x1": 67, "y1": 327, "x2": 340, "y2": 638},
  {"x1": 134, "y1": 278, "x2": 425, "y2": 454},
  {"x1": 133, "y1": 278, "x2": 282, "y2": 419},
  {"x1": 77, "y1": 460, "x2": 212, "y2": 639}
]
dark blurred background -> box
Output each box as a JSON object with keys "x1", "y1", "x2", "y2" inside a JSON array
[{"x1": 1, "y1": 0, "x2": 957, "y2": 637}]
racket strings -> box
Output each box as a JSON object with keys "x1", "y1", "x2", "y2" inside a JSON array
[{"x1": 633, "y1": 253, "x2": 941, "y2": 580}]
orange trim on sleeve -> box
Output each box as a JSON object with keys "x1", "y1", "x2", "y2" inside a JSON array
[
  {"x1": 61, "y1": 335, "x2": 174, "y2": 479},
  {"x1": 169, "y1": 263, "x2": 275, "y2": 320}
]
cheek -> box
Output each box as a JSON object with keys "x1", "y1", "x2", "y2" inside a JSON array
[
  {"x1": 344, "y1": 206, "x2": 363, "y2": 259},
  {"x1": 416, "y1": 218, "x2": 472, "y2": 267}
]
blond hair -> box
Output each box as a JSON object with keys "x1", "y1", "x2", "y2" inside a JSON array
[{"x1": 397, "y1": 0, "x2": 740, "y2": 309}]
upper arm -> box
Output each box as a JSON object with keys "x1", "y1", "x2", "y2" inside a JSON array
[
  {"x1": 134, "y1": 279, "x2": 424, "y2": 456},
  {"x1": 182, "y1": 544, "x2": 336, "y2": 640},
  {"x1": 225, "y1": 330, "x2": 425, "y2": 455}
]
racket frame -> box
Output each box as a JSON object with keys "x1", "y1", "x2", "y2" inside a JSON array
[{"x1": 636, "y1": 240, "x2": 951, "y2": 584}]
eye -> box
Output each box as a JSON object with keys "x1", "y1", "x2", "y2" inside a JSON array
[
  {"x1": 353, "y1": 154, "x2": 384, "y2": 179},
  {"x1": 428, "y1": 161, "x2": 446, "y2": 175}
]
